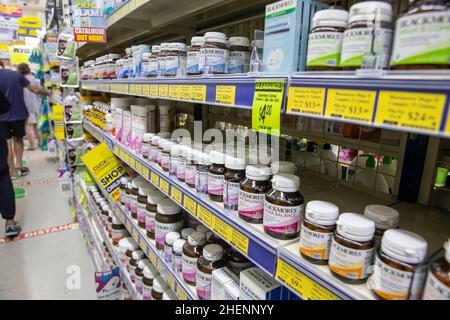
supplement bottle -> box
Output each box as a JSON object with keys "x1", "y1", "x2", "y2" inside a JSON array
[
  {"x1": 142, "y1": 263, "x2": 159, "y2": 300},
  {"x1": 161, "y1": 140, "x2": 175, "y2": 173},
  {"x1": 125, "y1": 182, "x2": 132, "y2": 210},
  {"x1": 164, "y1": 42, "x2": 187, "y2": 77},
  {"x1": 371, "y1": 229, "x2": 428, "y2": 300},
  {"x1": 155, "y1": 198, "x2": 184, "y2": 250},
  {"x1": 226, "y1": 248, "x2": 254, "y2": 275},
  {"x1": 151, "y1": 276, "x2": 168, "y2": 300},
  {"x1": 141, "y1": 133, "x2": 154, "y2": 159},
  {"x1": 107, "y1": 210, "x2": 114, "y2": 236},
  {"x1": 137, "y1": 184, "x2": 154, "y2": 229},
  {"x1": 299, "y1": 200, "x2": 339, "y2": 264},
  {"x1": 111, "y1": 217, "x2": 128, "y2": 246},
  {"x1": 364, "y1": 204, "x2": 399, "y2": 245},
  {"x1": 224, "y1": 156, "x2": 246, "y2": 211},
  {"x1": 196, "y1": 224, "x2": 209, "y2": 234},
  {"x1": 118, "y1": 237, "x2": 137, "y2": 265},
  {"x1": 187, "y1": 36, "x2": 205, "y2": 75},
  {"x1": 170, "y1": 144, "x2": 182, "y2": 177},
  {"x1": 182, "y1": 231, "x2": 207, "y2": 285},
  {"x1": 238, "y1": 165, "x2": 272, "y2": 224},
  {"x1": 199, "y1": 32, "x2": 229, "y2": 74},
  {"x1": 328, "y1": 213, "x2": 375, "y2": 284},
  {"x1": 129, "y1": 250, "x2": 145, "y2": 283},
  {"x1": 135, "y1": 259, "x2": 151, "y2": 294},
  {"x1": 177, "y1": 145, "x2": 189, "y2": 182},
  {"x1": 150, "y1": 135, "x2": 161, "y2": 163},
  {"x1": 391, "y1": 0, "x2": 450, "y2": 69},
  {"x1": 158, "y1": 43, "x2": 170, "y2": 76},
  {"x1": 147, "y1": 45, "x2": 160, "y2": 77},
  {"x1": 157, "y1": 138, "x2": 167, "y2": 168},
  {"x1": 164, "y1": 231, "x2": 181, "y2": 265},
  {"x1": 208, "y1": 151, "x2": 226, "y2": 202},
  {"x1": 264, "y1": 174, "x2": 304, "y2": 239},
  {"x1": 340, "y1": 1, "x2": 393, "y2": 70},
  {"x1": 422, "y1": 239, "x2": 450, "y2": 300},
  {"x1": 228, "y1": 36, "x2": 251, "y2": 74},
  {"x1": 124, "y1": 239, "x2": 139, "y2": 269},
  {"x1": 173, "y1": 238, "x2": 187, "y2": 273},
  {"x1": 270, "y1": 161, "x2": 297, "y2": 176},
  {"x1": 181, "y1": 227, "x2": 196, "y2": 240},
  {"x1": 306, "y1": 8, "x2": 349, "y2": 70},
  {"x1": 196, "y1": 152, "x2": 211, "y2": 195},
  {"x1": 119, "y1": 177, "x2": 130, "y2": 206},
  {"x1": 197, "y1": 244, "x2": 227, "y2": 300},
  {"x1": 130, "y1": 177, "x2": 146, "y2": 219},
  {"x1": 100, "y1": 204, "x2": 110, "y2": 226},
  {"x1": 185, "y1": 148, "x2": 197, "y2": 188},
  {"x1": 145, "y1": 189, "x2": 166, "y2": 239}
]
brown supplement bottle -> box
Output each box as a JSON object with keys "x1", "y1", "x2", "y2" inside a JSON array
[
  {"x1": 130, "y1": 177, "x2": 145, "y2": 219},
  {"x1": 147, "y1": 45, "x2": 160, "y2": 77},
  {"x1": 208, "y1": 151, "x2": 226, "y2": 202},
  {"x1": 135, "y1": 259, "x2": 151, "y2": 295},
  {"x1": 119, "y1": 177, "x2": 130, "y2": 206},
  {"x1": 151, "y1": 276, "x2": 168, "y2": 300},
  {"x1": 224, "y1": 156, "x2": 246, "y2": 211},
  {"x1": 142, "y1": 262, "x2": 159, "y2": 300},
  {"x1": 328, "y1": 213, "x2": 375, "y2": 284},
  {"x1": 129, "y1": 250, "x2": 145, "y2": 283},
  {"x1": 226, "y1": 248, "x2": 254, "y2": 275},
  {"x1": 137, "y1": 184, "x2": 154, "y2": 229},
  {"x1": 145, "y1": 189, "x2": 166, "y2": 239},
  {"x1": 111, "y1": 217, "x2": 128, "y2": 246},
  {"x1": 182, "y1": 231, "x2": 207, "y2": 285},
  {"x1": 196, "y1": 244, "x2": 227, "y2": 300},
  {"x1": 125, "y1": 182, "x2": 132, "y2": 210},
  {"x1": 422, "y1": 239, "x2": 450, "y2": 300},
  {"x1": 155, "y1": 198, "x2": 183, "y2": 250},
  {"x1": 187, "y1": 36, "x2": 205, "y2": 75},
  {"x1": 199, "y1": 32, "x2": 229, "y2": 74},
  {"x1": 158, "y1": 43, "x2": 170, "y2": 77},
  {"x1": 299, "y1": 200, "x2": 339, "y2": 265},
  {"x1": 150, "y1": 136, "x2": 161, "y2": 163},
  {"x1": 228, "y1": 36, "x2": 251, "y2": 74},
  {"x1": 238, "y1": 165, "x2": 272, "y2": 224}
]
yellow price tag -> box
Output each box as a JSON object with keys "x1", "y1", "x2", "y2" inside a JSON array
[
  {"x1": 159, "y1": 178, "x2": 170, "y2": 195},
  {"x1": 129, "y1": 83, "x2": 135, "y2": 94},
  {"x1": 149, "y1": 250, "x2": 157, "y2": 265},
  {"x1": 252, "y1": 79, "x2": 285, "y2": 136},
  {"x1": 159, "y1": 84, "x2": 169, "y2": 97},
  {"x1": 118, "y1": 149, "x2": 124, "y2": 158},
  {"x1": 177, "y1": 286, "x2": 188, "y2": 300},
  {"x1": 183, "y1": 195, "x2": 197, "y2": 215},
  {"x1": 132, "y1": 228, "x2": 139, "y2": 241},
  {"x1": 171, "y1": 186, "x2": 183, "y2": 205},
  {"x1": 212, "y1": 216, "x2": 232, "y2": 240},
  {"x1": 142, "y1": 166, "x2": 150, "y2": 179},
  {"x1": 55, "y1": 125, "x2": 65, "y2": 140},
  {"x1": 151, "y1": 171, "x2": 159, "y2": 187},
  {"x1": 139, "y1": 237, "x2": 148, "y2": 253},
  {"x1": 215, "y1": 85, "x2": 236, "y2": 105},
  {"x1": 169, "y1": 85, "x2": 179, "y2": 99},
  {"x1": 325, "y1": 89, "x2": 376, "y2": 123},
  {"x1": 135, "y1": 84, "x2": 142, "y2": 95},
  {"x1": 125, "y1": 219, "x2": 132, "y2": 231},
  {"x1": 179, "y1": 85, "x2": 191, "y2": 100},
  {"x1": 113, "y1": 145, "x2": 119, "y2": 154},
  {"x1": 287, "y1": 87, "x2": 325, "y2": 116},
  {"x1": 230, "y1": 228, "x2": 249, "y2": 255},
  {"x1": 190, "y1": 85, "x2": 207, "y2": 102},
  {"x1": 276, "y1": 258, "x2": 339, "y2": 300},
  {"x1": 376, "y1": 91, "x2": 446, "y2": 132},
  {"x1": 150, "y1": 84, "x2": 159, "y2": 97},
  {"x1": 197, "y1": 205, "x2": 213, "y2": 227},
  {"x1": 129, "y1": 157, "x2": 136, "y2": 169},
  {"x1": 156, "y1": 259, "x2": 164, "y2": 273},
  {"x1": 135, "y1": 161, "x2": 142, "y2": 173},
  {"x1": 166, "y1": 273, "x2": 175, "y2": 290},
  {"x1": 142, "y1": 84, "x2": 150, "y2": 96}
]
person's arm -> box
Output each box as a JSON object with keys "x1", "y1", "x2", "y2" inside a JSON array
[{"x1": 26, "y1": 83, "x2": 50, "y2": 96}]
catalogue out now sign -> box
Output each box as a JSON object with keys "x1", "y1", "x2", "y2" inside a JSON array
[
  {"x1": 81, "y1": 142, "x2": 125, "y2": 201},
  {"x1": 72, "y1": 0, "x2": 106, "y2": 43},
  {"x1": 74, "y1": 27, "x2": 106, "y2": 43}
]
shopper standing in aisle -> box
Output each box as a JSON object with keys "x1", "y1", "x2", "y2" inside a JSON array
[
  {"x1": 0, "y1": 61, "x2": 48, "y2": 180},
  {"x1": 18, "y1": 63, "x2": 42, "y2": 151}
]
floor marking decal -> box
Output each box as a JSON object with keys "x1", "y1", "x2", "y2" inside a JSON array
[{"x1": 0, "y1": 222, "x2": 79, "y2": 244}]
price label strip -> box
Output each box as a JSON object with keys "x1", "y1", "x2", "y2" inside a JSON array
[
  {"x1": 150, "y1": 84, "x2": 159, "y2": 97},
  {"x1": 171, "y1": 186, "x2": 183, "y2": 205},
  {"x1": 230, "y1": 227, "x2": 249, "y2": 255},
  {"x1": 142, "y1": 84, "x2": 150, "y2": 96},
  {"x1": 325, "y1": 89, "x2": 376, "y2": 123},
  {"x1": 183, "y1": 195, "x2": 197, "y2": 215},
  {"x1": 287, "y1": 87, "x2": 326, "y2": 116},
  {"x1": 166, "y1": 273, "x2": 176, "y2": 290},
  {"x1": 139, "y1": 237, "x2": 148, "y2": 254},
  {"x1": 212, "y1": 216, "x2": 232, "y2": 240},
  {"x1": 151, "y1": 171, "x2": 159, "y2": 187},
  {"x1": 159, "y1": 178, "x2": 170, "y2": 195},
  {"x1": 276, "y1": 258, "x2": 340, "y2": 300},
  {"x1": 159, "y1": 84, "x2": 169, "y2": 97},
  {"x1": 179, "y1": 85, "x2": 191, "y2": 100},
  {"x1": 215, "y1": 85, "x2": 236, "y2": 105},
  {"x1": 177, "y1": 286, "x2": 188, "y2": 300},
  {"x1": 197, "y1": 205, "x2": 213, "y2": 227},
  {"x1": 252, "y1": 79, "x2": 285, "y2": 136},
  {"x1": 190, "y1": 85, "x2": 207, "y2": 102}
]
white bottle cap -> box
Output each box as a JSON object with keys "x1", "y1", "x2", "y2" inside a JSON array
[
  {"x1": 336, "y1": 213, "x2": 375, "y2": 242},
  {"x1": 203, "y1": 244, "x2": 224, "y2": 262},
  {"x1": 196, "y1": 224, "x2": 209, "y2": 234},
  {"x1": 181, "y1": 228, "x2": 196, "y2": 240},
  {"x1": 364, "y1": 205, "x2": 399, "y2": 230},
  {"x1": 143, "y1": 133, "x2": 155, "y2": 141},
  {"x1": 312, "y1": 8, "x2": 349, "y2": 29},
  {"x1": 108, "y1": 210, "x2": 114, "y2": 218},
  {"x1": 381, "y1": 229, "x2": 428, "y2": 264},
  {"x1": 132, "y1": 250, "x2": 145, "y2": 260},
  {"x1": 197, "y1": 152, "x2": 212, "y2": 166},
  {"x1": 271, "y1": 161, "x2": 297, "y2": 175},
  {"x1": 143, "y1": 263, "x2": 159, "y2": 280},
  {"x1": 188, "y1": 231, "x2": 207, "y2": 246},
  {"x1": 119, "y1": 237, "x2": 139, "y2": 251},
  {"x1": 173, "y1": 239, "x2": 187, "y2": 254},
  {"x1": 305, "y1": 200, "x2": 339, "y2": 226},
  {"x1": 170, "y1": 144, "x2": 183, "y2": 156},
  {"x1": 349, "y1": 1, "x2": 392, "y2": 23},
  {"x1": 138, "y1": 258, "x2": 150, "y2": 270},
  {"x1": 163, "y1": 289, "x2": 179, "y2": 300},
  {"x1": 272, "y1": 174, "x2": 300, "y2": 192},
  {"x1": 171, "y1": 42, "x2": 186, "y2": 52},
  {"x1": 152, "y1": 276, "x2": 168, "y2": 293},
  {"x1": 210, "y1": 150, "x2": 226, "y2": 165},
  {"x1": 147, "y1": 189, "x2": 166, "y2": 205},
  {"x1": 157, "y1": 198, "x2": 181, "y2": 215},
  {"x1": 151, "y1": 135, "x2": 161, "y2": 144},
  {"x1": 132, "y1": 176, "x2": 146, "y2": 188},
  {"x1": 101, "y1": 204, "x2": 109, "y2": 211},
  {"x1": 191, "y1": 36, "x2": 205, "y2": 46},
  {"x1": 165, "y1": 231, "x2": 181, "y2": 246},
  {"x1": 112, "y1": 216, "x2": 122, "y2": 225},
  {"x1": 245, "y1": 165, "x2": 271, "y2": 181},
  {"x1": 139, "y1": 183, "x2": 154, "y2": 196},
  {"x1": 160, "y1": 43, "x2": 171, "y2": 50},
  {"x1": 228, "y1": 36, "x2": 250, "y2": 48},
  {"x1": 151, "y1": 45, "x2": 161, "y2": 53},
  {"x1": 225, "y1": 156, "x2": 246, "y2": 170},
  {"x1": 204, "y1": 32, "x2": 227, "y2": 45},
  {"x1": 163, "y1": 140, "x2": 175, "y2": 152},
  {"x1": 158, "y1": 138, "x2": 167, "y2": 148}
]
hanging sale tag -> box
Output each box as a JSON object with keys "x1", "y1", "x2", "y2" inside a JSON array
[{"x1": 251, "y1": 79, "x2": 285, "y2": 136}]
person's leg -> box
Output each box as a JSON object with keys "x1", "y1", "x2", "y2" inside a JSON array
[
  {"x1": 34, "y1": 123, "x2": 41, "y2": 148},
  {"x1": 13, "y1": 136, "x2": 24, "y2": 169},
  {"x1": 6, "y1": 138, "x2": 18, "y2": 177},
  {"x1": 11, "y1": 120, "x2": 27, "y2": 175},
  {"x1": 26, "y1": 117, "x2": 36, "y2": 150}
]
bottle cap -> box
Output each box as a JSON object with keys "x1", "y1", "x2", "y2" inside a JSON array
[
  {"x1": 336, "y1": 213, "x2": 375, "y2": 242},
  {"x1": 225, "y1": 156, "x2": 246, "y2": 170},
  {"x1": 151, "y1": 45, "x2": 161, "y2": 53},
  {"x1": 138, "y1": 258, "x2": 150, "y2": 270},
  {"x1": 165, "y1": 231, "x2": 181, "y2": 246},
  {"x1": 163, "y1": 140, "x2": 175, "y2": 152},
  {"x1": 101, "y1": 205, "x2": 109, "y2": 211},
  {"x1": 112, "y1": 216, "x2": 122, "y2": 225},
  {"x1": 210, "y1": 150, "x2": 226, "y2": 165},
  {"x1": 139, "y1": 183, "x2": 154, "y2": 196},
  {"x1": 312, "y1": 8, "x2": 349, "y2": 29},
  {"x1": 349, "y1": 1, "x2": 392, "y2": 23},
  {"x1": 171, "y1": 42, "x2": 186, "y2": 51},
  {"x1": 158, "y1": 138, "x2": 167, "y2": 148},
  {"x1": 305, "y1": 200, "x2": 339, "y2": 226},
  {"x1": 271, "y1": 161, "x2": 297, "y2": 175},
  {"x1": 245, "y1": 165, "x2": 271, "y2": 181},
  {"x1": 170, "y1": 144, "x2": 183, "y2": 156},
  {"x1": 364, "y1": 205, "x2": 399, "y2": 230},
  {"x1": 143, "y1": 263, "x2": 159, "y2": 280},
  {"x1": 147, "y1": 189, "x2": 166, "y2": 205},
  {"x1": 157, "y1": 198, "x2": 181, "y2": 215},
  {"x1": 381, "y1": 229, "x2": 428, "y2": 264},
  {"x1": 181, "y1": 228, "x2": 196, "y2": 240},
  {"x1": 188, "y1": 231, "x2": 207, "y2": 246},
  {"x1": 203, "y1": 244, "x2": 224, "y2": 262},
  {"x1": 228, "y1": 36, "x2": 250, "y2": 48},
  {"x1": 151, "y1": 135, "x2": 161, "y2": 144},
  {"x1": 143, "y1": 133, "x2": 155, "y2": 141},
  {"x1": 272, "y1": 174, "x2": 300, "y2": 192},
  {"x1": 119, "y1": 237, "x2": 139, "y2": 251},
  {"x1": 132, "y1": 250, "x2": 145, "y2": 260},
  {"x1": 204, "y1": 32, "x2": 227, "y2": 45},
  {"x1": 197, "y1": 152, "x2": 212, "y2": 166},
  {"x1": 152, "y1": 276, "x2": 168, "y2": 293},
  {"x1": 191, "y1": 36, "x2": 205, "y2": 47},
  {"x1": 160, "y1": 43, "x2": 171, "y2": 50},
  {"x1": 173, "y1": 239, "x2": 187, "y2": 253},
  {"x1": 196, "y1": 224, "x2": 209, "y2": 234}
]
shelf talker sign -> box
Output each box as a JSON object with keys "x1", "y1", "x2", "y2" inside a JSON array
[
  {"x1": 71, "y1": 0, "x2": 107, "y2": 43},
  {"x1": 81, "y1": 142, "x2": 125, "y2": 201}
]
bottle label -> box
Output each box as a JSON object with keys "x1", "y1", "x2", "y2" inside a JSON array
[
  {"x1": 145, "y1": 209, "x2": 156, "y2": 233},
  {"x1": 340, "y1": 27, "x2": 392, "y2": 68},
  {"x1": 263, "y1": 202, "x2": 303, "y2": 236},
  {"x1": 160, "y1": 153, "x2": 171, "y2": 171},
  {"x1": 177, "y1": 159, "x2": 186, "y2": 180},
  {"x1": 229, "y1": 51, "x2": 250, "y2": 74},
  {"x1": 228, "y1": 260, "x2": 254, "y2": 275},
  {"x1": 196, "y1": 169, "x2": 208, "y2": 194},
  {"x1": 196, "y1": 269, "x2": 212, "y2": 300},
  {"x1": 328, "y1": 239, "x2": 375, "y2": 280},
  {"x1": 182, "y1": 254, "x2": 198, "y2": 283},
  {"x1": 164, "y1": 56, "x2": 179, "y2": 76},
  {"x1": 299, "y1": 224, "x2": 334, "y2": 260},
  {"x1": 371, "y1": 255, "x2": 419, "y2": 300},
  {"x1": 129, "y1": 265, "x2": 137, "y2": 283},
  {"x1": 141, "y1": 142, "x2": 150, "y2": 158},
  {"x1": 148, "y1": 57, "x2": 158, "y2": 76},
  {"x1": 199, "y1": 48, "x2": 229, "y2": 73},
  {"x1": 238, "y1": 191, "x2": 265, "y2": 219},
  {"x1": 155, "y1": 220, "x2": 183, "y2": 248},
  {"x1": 157, "y1": 56, "x2": 165, "y2": 74},
  {"x1": 150, "y1": 145, "x2": 158, "y2": 162},
  {"x1": 391, "y1": 11, "x2": 450, "y2": 66},
  {"x1": 137, "y1": 202, "x2": 147, "y2": 225},
  {"x1": 306, "y1": 32, "x2": 343, "y2": 67},
  {"x1": 170, "y1": 157, "x2": 178, "y2": 176},
  {"x1": 185, "y1": 163, "x2": 196, "y2": 185},
  {"x1": 224, "y1": 181, "x2": 241, "y2": 211},
  {"x1": 422, "y1": 270, "x2": 450, "y2": 300},
  {"x1": 164, "y1": 245, "x2": 173, "y2": 265},
  {"x1": 173, "y1": 253, "x2": 183, "y2": 273},
  {"x1": 142, "y1": 283, "x2": 152, "y2": 300},
  {"x1": 135, "y1": 275, "x2": 143, "y2": 294},
  {"x1": 187, "y1": 51, "x2": 200, "y2": 74},
  {"x1": 131, "y1": 111, "x2": 147, "y2": 152},
  {"x1": 129, "y1": 194, "x2": 138, "y2": 214},
  {"x1": 208, "y1": 173, "x2": 224, "y2": 196}
]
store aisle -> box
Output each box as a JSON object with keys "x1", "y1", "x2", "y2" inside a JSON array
[{"x1": 0, "y1": 149, "x2": 97, "y2": 300}]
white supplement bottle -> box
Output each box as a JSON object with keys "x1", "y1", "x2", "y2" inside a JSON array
[
  {"x1": 173, "y1": 238, "x2": 187, "y2": 273},
  {"x1": 422, "y1": 238, "x2": 450, "y2": 300},
  {"x1": 187, "y1": 36, "x2": 205, "y2": 75},
  {"x1": 158, "y1": 103, "x2": 172, "y2": 133},
  {"x1": 155, "y1": 198, "x2": 183, "y2": 250},
  {"x1": 164, "y1": 231, "x2": 181, "y2": 266}
]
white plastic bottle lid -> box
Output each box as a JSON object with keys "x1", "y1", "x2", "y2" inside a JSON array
[
  {"x1": 245, "y1": 165, "x2": 271, "y2": 181},
  {"x1": 312, "y1": 8, "x2": 349, "y2": 29},
  {"x1": 142, "y1": 52, "x2": 151, "y2": 60},
  {"x1": 271, "y1": 174, "x2": 300, "y2": 192},
  {"x1": 165, "y1": 231, "x2": 181, "y2": 246},
  {"x1": 191, "y1": 36, "x2": 205, "y2": 47},
  {"x1": 147, "y1": 189, "x2": 166, "y2": 205},
  {"x1": 119, "y1": 237, "x2": 139, "y2": 252},
  {"x1": 203, "y1": 244, "x2": 224, "y2": 262},
  {"x1": 171, "y1": 42, "x2": 187, "y2": 52},
  {"x1": 271, "y1": 161, "x2": 297, "y2": 175},
  {"x1": 170, "y1": 143, "x2": 183, "y2": 157},
  {"x1": 101, "y1": 204, "x2": 109, "y2": 212},
  {"x1": 160, "y1": 43, "x2": 171, "y2": 51},
  {"x1": 163, "y1": 289, "x2": 179, "y2": 300},
  {"x1": 197, "y1": 152, "x2": 212, "y2": 166},
  {"x1": 188, "y1": 231, "x2": 207, "y2": 246},
  {"x1": 151, "y1": 135, "x2": 161, "y2": 144},
  {"x1": 143, "y1": 133, "x2": 155, "y2": 141},
  {"x1": 158, "y1": 138, "x2": 167, "y2": 148},
  {"x1": 225, "y1": 156, "x2": 246, "y2": 170},
  {"x1": 210, "y1": 150, "x2": 226, "y2": 165},
  {"x1": 132, "y1": 176, "x2": 146, "y2": 188},
  {"x1": 305, "y1": 200, "x2": 340, "y2": 226},
  {"x1": 336, "y1": 213, "x2": 375, "y2": 242},
  {"x1": 348, "y1": 1, "x2": 392, "y2": 23},
  {"x1": 181, "y1": 228, "x2": 196, "y2": 240},
  {"x1": 173, "y1": 238, "x2": 187, "y2": 254},
  {"x1": 108, "y1": 210, "x2": 114, "y2": 219},
  {"x1": 137, "y1": 258, "x2": 150, "y2": 270},
  {"x1": 204, "y1": 32, "x2": 227, "y2": 45},
  {"x1": 381, "y1": 229, "x2": 428, "y2": 264},
  {"x1": 132, "y1": 250, "x2": 145, "y2": 261},
  {"x1": 151, "y1": 45, "x2": 161, "y2": 53},
  {"x1": 139, "y1": 183, "x2": 154, "y2": 196},
  {"x1": 196, "y1": 224, "x2": 210, "y2": 234},
  {"x1": 157, "y1": 198, "x2": 181, "y2": 215},
  {"x1": 228, "y1": 36, "x2": 250, "y2": 48},
  {"x1": 152, "y1": 276, "x2": 168, "y2": 294},
  {"x1": 364, "y1": 204, "x2": 399, "y2": 230},
  {"x1": 143, "y1": 263, "x2": 159, "y2": 280},
  {"x1": 163, "y1": 140, "x2": 175, "y2": 152}
]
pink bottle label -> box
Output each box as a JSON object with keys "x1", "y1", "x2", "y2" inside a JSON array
[
  {"x1": 182, "y1": 254, "x2": 198, "y2": 283},
  {"x1": 208, "y1": 173, "x2": 224, "y2": 196},
  {"x1": 196, "y1": 270, "x2": 212, "y2": 300}
]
